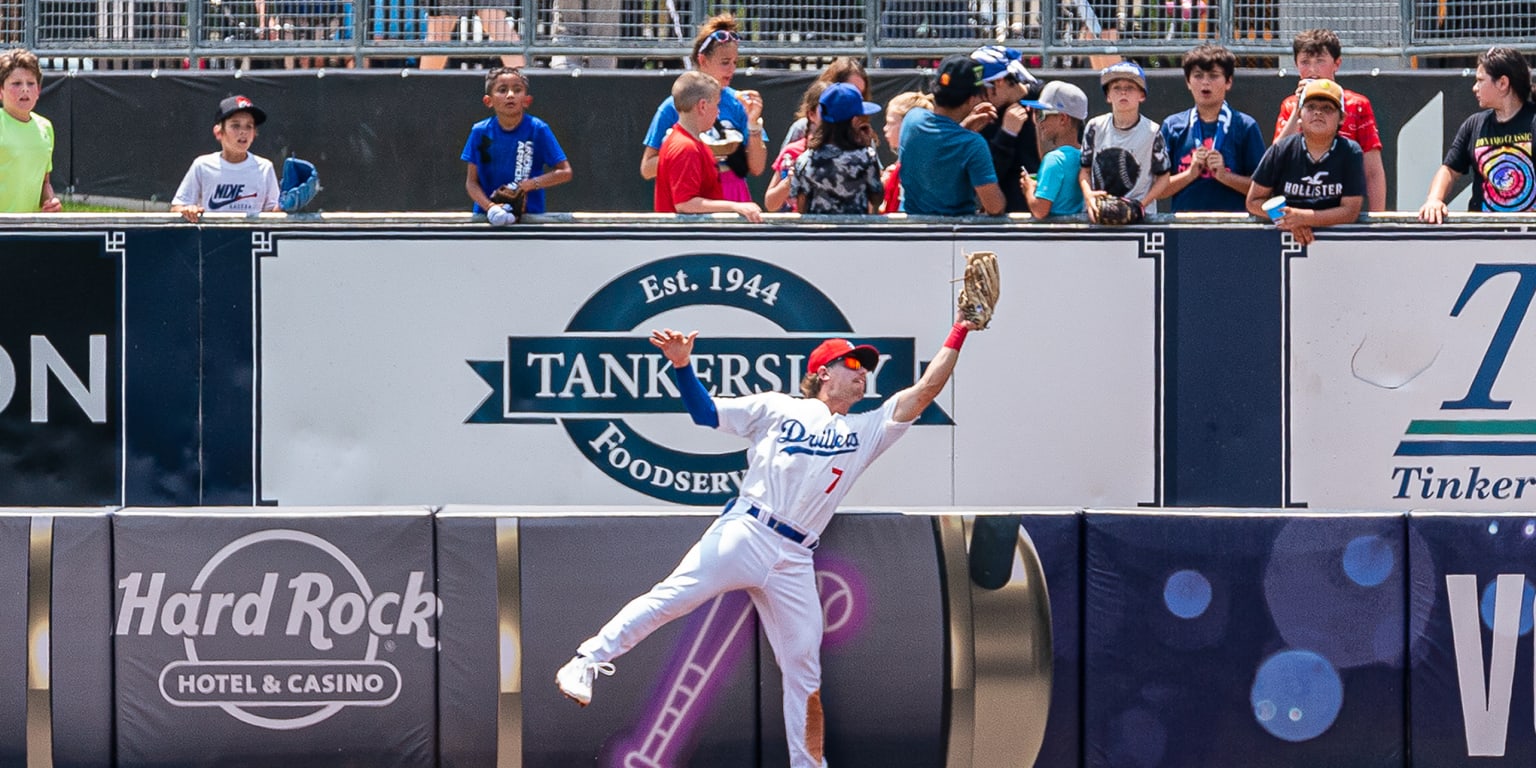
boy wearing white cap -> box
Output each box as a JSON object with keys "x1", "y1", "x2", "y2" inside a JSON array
[
  {"x1": 1019, "y1": 81, "x2": 1089, "y2": 217},
  {"x1": 970, "y1": 45, "x2": 1043, "y2": 212},
  {"x1": 1080, "y1": 60, "x2": 1171, "y2": 221}
]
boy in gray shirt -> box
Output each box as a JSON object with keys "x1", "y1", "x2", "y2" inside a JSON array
[{"x1": 1079, "y1": 60, "x2": 1172, "y2": 221}]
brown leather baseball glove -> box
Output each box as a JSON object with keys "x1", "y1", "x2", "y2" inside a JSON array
[
  {"x1": 491, "y1": 182, "x2": 528, "y2": 217},
  {"x1": 1095, "y1": 195, "x2": 1145, "y2": 226},
  {"x1": 957, "y1": 251, "x2": 1001, "y2": 330}
]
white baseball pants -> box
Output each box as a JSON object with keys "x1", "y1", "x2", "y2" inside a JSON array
[{"x1": 578, "y1": 511, "x2": 826, "y2": 768}]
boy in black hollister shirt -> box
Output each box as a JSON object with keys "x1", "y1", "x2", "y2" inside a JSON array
[{"x1": 1247, "y1": 78, "x2": 1364, "y2": 246}]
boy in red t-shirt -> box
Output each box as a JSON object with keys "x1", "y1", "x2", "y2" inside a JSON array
[
  {"x1": 655, "y1": 71, "x2": 764, "y2": 222},
  {"x1": 1273, "y1": 28, "x2": 1386, "y2": 211}
]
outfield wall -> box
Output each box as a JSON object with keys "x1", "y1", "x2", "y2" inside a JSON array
[
  {"x1": 3, "y1": 216, "x2": 1536, "y2": 766},
  {"x1": 2, "y1": 506, "x2": 1535, "y2": 767},
  {"x1": 3, "y1": 215, "x2": 1535, "y2": 510}
]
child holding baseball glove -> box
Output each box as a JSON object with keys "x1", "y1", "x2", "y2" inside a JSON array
[
  {"x1": 171, "y1": 95, "x2": 281, "y2": 222},
  {"x1": 462, "y1": 67, "x2": 573, "y2": 225},
  {"x1": 172, "y1": 95, "x2": 322, "y2": 222},
  {"x1": 1079, "y1": 60, "x2": 1171, "y2": 225}
]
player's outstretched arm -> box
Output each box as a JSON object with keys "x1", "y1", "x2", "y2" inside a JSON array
[
  {"x1": 891, "y1": 311, "x2": 977, "y2": 424},
  {"x1": 650, "y1": 328, "x2": 718, "y2": 427}
]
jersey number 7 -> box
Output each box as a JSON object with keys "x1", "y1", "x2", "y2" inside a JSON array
[{"x1": 824, "y1": 468, "x2": 844, "y2": 494}]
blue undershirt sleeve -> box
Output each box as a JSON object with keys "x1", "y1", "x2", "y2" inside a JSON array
[{"x1": 671, "y1": 362, "x2": 719, "y2": 428}]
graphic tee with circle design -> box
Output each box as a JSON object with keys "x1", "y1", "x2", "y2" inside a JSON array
[{"x1": 1443, "y1": 101, "x2": 1536, "y2": 212}]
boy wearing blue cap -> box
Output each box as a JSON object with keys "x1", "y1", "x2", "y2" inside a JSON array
[
  {"x1": 971, "y1": 45, "x2": 1043, "y2": 212},
  {"x1": 789, "y1": 83, "x2": 884, "y2": 214},
  {"x1": 1080, "y1": 60, "x2": 1171, "y2": 221}
]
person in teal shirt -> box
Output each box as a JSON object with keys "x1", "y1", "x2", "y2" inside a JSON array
[{"x1": 1020, "y1": 80, "x2": 1088, "y2": 217}]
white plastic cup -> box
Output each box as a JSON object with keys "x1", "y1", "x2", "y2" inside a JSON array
[{"x1": 1262, "y1": 195, "x2": 1288, "y2": 221}]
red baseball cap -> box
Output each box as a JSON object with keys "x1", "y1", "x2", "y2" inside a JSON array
[{"x1": 807, "y1": 338, "x2": 879, "y2": 372}]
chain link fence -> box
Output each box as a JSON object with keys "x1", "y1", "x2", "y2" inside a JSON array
[
  {"x1": 1411, "y1": 0, "x2": 1536, "y2": 45},
  {"x1": 4, "y1": 0, "x2": 1531, "y2": 63}
]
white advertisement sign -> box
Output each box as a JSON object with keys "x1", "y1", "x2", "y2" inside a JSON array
[
  {"x1": 1290, "y1": 235, "x2": 1536, "y2": 509},
  {"x1": 259, "y1": 232, "x2": 1156, "y2": 507}
]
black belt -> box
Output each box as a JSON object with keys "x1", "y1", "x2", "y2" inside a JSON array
[{"x1": 724, "y1": 500, "x2": 818, "y2": 550}]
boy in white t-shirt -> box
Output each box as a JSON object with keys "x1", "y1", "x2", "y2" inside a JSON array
[
  {"x1": 1079, "y1": 60, "x2": 1172, "y2": 221},
  {"x1": 172, "y1": 95, "x2": 280, "y2": 222}
]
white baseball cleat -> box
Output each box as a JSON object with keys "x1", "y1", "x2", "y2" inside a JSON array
[{"x1": 556, "y1": 655, "x2": 615, "y2": 707}]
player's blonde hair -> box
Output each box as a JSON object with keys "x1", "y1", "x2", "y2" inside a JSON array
[
  {"x1": 672, "y1": 70, "x2": 721, "y2": 113},
  {"x1": 800, "y1": 372, "x2": 822, "y2": 398}
]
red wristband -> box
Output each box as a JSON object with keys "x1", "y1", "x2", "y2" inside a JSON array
[{"x1": 944, "y1": 322, "x2": 969, "y2": 350}]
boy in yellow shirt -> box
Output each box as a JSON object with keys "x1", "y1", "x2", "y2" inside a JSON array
[{"x1": 0, "y1": 48, "x2": 61, "y2": 213}]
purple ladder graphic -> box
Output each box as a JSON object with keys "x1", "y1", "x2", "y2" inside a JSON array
[{"x1": 622, "y1": 594, "x2": 755, "y2": 768}]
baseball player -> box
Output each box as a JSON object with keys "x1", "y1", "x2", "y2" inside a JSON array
[{"x1": 557, "y1": 311, "x2": 983, "y2": 768}]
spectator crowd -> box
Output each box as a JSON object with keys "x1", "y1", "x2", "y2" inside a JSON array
[{"x1": 5, "y1": 27, "x2": 1536, "y2": 240}]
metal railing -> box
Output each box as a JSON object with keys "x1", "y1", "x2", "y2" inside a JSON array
[{"x1": 1, "y1": 0, "x2": 1524, "y2": 63}]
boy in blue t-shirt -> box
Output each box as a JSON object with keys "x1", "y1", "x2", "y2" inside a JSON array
[
  {"x1": 1159, "y1": 44, "x2": 1266, "y2": 213},
  {"x1": 1020, "y1": 80, "x2": 1088, "y2": 217},
  {"x1": 461, "y1": 68, "x2": 573, "y2": 220}
]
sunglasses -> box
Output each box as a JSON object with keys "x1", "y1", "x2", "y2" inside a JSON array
[
  {"x1": 699, "y1": 29, "x2": 741, "y2": 54},
  {"x1": 832, "y1": 355, "x2": 864, "y2": 370}
]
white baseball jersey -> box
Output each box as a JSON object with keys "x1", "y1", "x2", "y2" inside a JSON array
[
  {"x1": 715, "y1": 392, "x2": 912, "y2": 536},
  {"x1": 172, "y1": 151, "x2": 280, "y2": 213}
]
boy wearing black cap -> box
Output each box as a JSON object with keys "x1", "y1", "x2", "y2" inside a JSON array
[
  {"x1": 172, "y1": 95, "x2": 280, "y2": 222},
  {"x1": 897, "y1": 54, "x2": 1006, "y2": 216}
]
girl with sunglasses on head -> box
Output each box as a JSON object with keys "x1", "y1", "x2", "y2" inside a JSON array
[{"x1": 639, "y1": 14, "x2": 769, "y2": 205}]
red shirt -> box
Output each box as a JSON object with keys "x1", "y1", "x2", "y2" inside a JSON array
[
  {"x1": 771, "y1": 138, "x2": 808, "y2": 212},
  {"x1": 654, "y1": 124, "x2": 723, "y2": 213},
  {"x1": 1275, "y1": 88, "x2": 1383, "y2": 153},
  {"x1": 880, "y1": 160, "x2": 903, "y2": 214}
]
